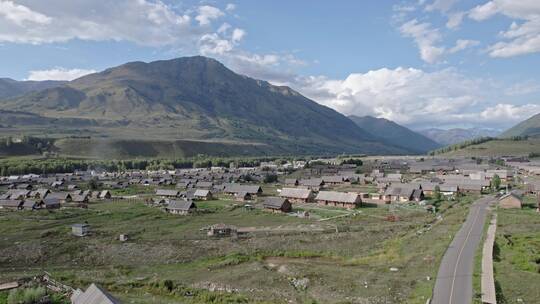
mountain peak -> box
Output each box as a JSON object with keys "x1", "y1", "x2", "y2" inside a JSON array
[
  {"x1": 348, "y1": 115, "x2": 440, "y2": 153},
  {"x1": 0, "y1": 56, "x2": 411, "y2": 155}
]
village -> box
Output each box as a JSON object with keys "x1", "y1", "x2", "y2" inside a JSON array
[{"x1": 0, "y1": 155, "x2": 539, "y2": 303}]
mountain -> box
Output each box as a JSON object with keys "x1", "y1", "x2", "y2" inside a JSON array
[
  {"x1": 419, "y1": 128, "x2": 500, "y2": 146},
  {"x1": 0, "y1": 56, "x2": 410, "y2": 156},
  {"x1": 348, "y1": 115, "x2": 440, "y2": 153},
  {"x1": 0, "y1": 78, "x2": 66, "y2": 99},
  {"x1": 500, "y1": 112, "x2": 540, "y2": 138}
]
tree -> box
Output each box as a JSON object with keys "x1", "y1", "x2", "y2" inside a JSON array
[
  {"x1": 491, "y1": 174, "x2": 501, "y2": 190},
  {"x1": 88, "y1": 178, "x2": 99, "y2": 190},
  {"x1": 341, "y1": 158, "x2": 363, "y2": 167},
  {"x1": 433, "y1": 185, "x2": 442, "y2": 202},
  {"x1": 263, "y1": 173, "x2": 278, "y2": 183}
]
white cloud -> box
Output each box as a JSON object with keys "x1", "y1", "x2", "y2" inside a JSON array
[
  {"x1": 27, "y1": 67, "x2": 96, "y2": 81},
  {"x1": 468, "y1": 1, "x2": 499, "y2": 21},
  {"x1": 217, "y1": 23, "x2": 231, "y2": 33},
  {"x1": 0, "y1": 0, "x2": 196, "y2": 46},
  {"x1": 195, "y1": 5, "x2": 224, "y2": 26},
  {"x1": 425, "y1": 0, "x2": 458, "y2": 13},
  {"x1": 476, "y1": 103, "x2": 540, "y2": 123},
  {"x1": 488, "y1": 18, "x2": 540, "y2": 57},
  {"x1": 469, "y1": 1, "x2": 540, "y2": 57},
  {"x1": 446, "y1": 11, "x2": 465, "y2": 29},
  {"x1": 225, "y1": 3, "x2": 236, "y2": 11},
  {"x1": 504, "y1": 80, "x2": 540, "y2": 95},
  {"x1": 231, "y1": 28, "x2": 245, "y2": 43},
  {"x1": 399, "y1": 19, "x2": 445, "y2": 63},
  {"x1": 199, "y1": 33, "x2": 234, "y2": 55},
  {"x1": 0, "y1": 1, "x2": 51, "y2": 26},
  {"x1": 449, "y1": 39, "x2": 480, "y2": 53},
  {"x1": 286, "y1": 67, "x2": 537, "y2": 129}
]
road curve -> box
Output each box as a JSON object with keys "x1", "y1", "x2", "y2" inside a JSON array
[{"x1": 431, "y1": 196, "x2": 494, "y2": 304}]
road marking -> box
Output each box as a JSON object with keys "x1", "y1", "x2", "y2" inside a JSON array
[{"x1": 448, "y1": 201, "x2": 483, "y2": 304}]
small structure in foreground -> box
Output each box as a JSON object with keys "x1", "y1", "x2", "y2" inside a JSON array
[
  {"x1": 71, "y1": 283, "x2": 120, "y2": 304},
  {"x1": 498, "y1": 192, "x2": 522, "y2": 209},
  {"x1": 207, "y1": 223, "x2": 237, "y2": 237},
  {"x1": 72, "y1": 223, "x2": 90, "y2": 237}
]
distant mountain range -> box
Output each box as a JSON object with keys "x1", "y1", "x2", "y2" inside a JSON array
[
  {"x1": 500, "y1": 112, "x2": 540, "y2": 138},
  {"x1": 418, "y1": 128, "x2": 501, "y2": 146},
  {"x1": 0, "y1": 78, "x2": 66, "y2": 100},
  {"x1": 348, "y1": 115, "x2": 440, "y2": 153},
  {"x1": 0, "y1": 56, "x2": 413, "y2": 156},
  {"x1": 3, "y1": 56, "x2": 531, "y2": 157}
]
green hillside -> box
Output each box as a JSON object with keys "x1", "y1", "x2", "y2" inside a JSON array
[
  {"x1": 54, "y1": 138, "x2": 282, "y2": 159},
  {"x1": 0, "y1": 78, "x2": 65, "y2": 99},
  {"x1": 0, "y1": 56, "x2": 408, "y2": 156},
  {"x1": 348, "y1": 115, "x2": 440, "y2": 153},
  {"x1": 500, "y1": 112, "x2": 540, "y2": 138},
  {"x1": 434, "y1": 138, "x2": 540, "y2": 157}
]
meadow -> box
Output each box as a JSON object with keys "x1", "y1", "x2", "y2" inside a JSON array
[
  {"x1": 0, "y1": 194, "x2": 476, "y2": 303},
  {"x1": 493, "y1": 205, "x2": 540, "y2": 303}
]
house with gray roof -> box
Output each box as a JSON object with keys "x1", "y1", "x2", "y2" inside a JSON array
[
  {"x1": 315, "y1": 191, "x2": 361, "y2": 209},
  {"x1": 279, "y1": 188, "x2": 314, "y2": 203},
  {"x1": 263, "y1": 197, "x2": 292, "y2": 213},
  {"x1": 193, "y1": 189, "x2": 213, "y2": 200},
  {"x1": 223, "y1": 184, "x2": 262, "y2": 196},
  {"x1": 299, "y1": 178, "x2": 324, "y2": 190},
  {"x1": 71, "y1": 283, "x2": 120, "y2": 304},
  {"x1": 165, "y1": 200, "x2": 197, "y2": 215},
  {"x1": 156, "y1": 189, "x2": 180, "y2": 197}
]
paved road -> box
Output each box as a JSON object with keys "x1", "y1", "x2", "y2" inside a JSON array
[{"x1": 432, "y1": 196, "x2": 494, "y2": 304}]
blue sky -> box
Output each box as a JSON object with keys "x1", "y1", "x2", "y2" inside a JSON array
[{"x1": 0, "y1": 0, "x2": 539, "y2": 130}]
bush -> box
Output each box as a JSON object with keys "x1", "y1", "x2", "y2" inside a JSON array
[
  {"x1": 341, "y1": 158, "x2": 363, "y2": 166},
  {"x1": 263, "y1": 174, "x2": 278, "y2": 183},
  {"x1": 7, "y1": 287, "x2": 47, "y2": 304}
]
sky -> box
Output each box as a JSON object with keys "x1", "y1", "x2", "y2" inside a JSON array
[{"x1": 0, "y1": 0, "x2": 539, "y2": 131}]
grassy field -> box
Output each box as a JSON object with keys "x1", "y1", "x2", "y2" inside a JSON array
[
  {"x1": 493, "y1": 206, "x2": 540, "y2": 303},
  {"x1": 0, "y1": 195, "x2": 475, "y2": 303},
  {"x1": 437, "y1": 139, "x2": 540, "y2": 157},
  {"x1": 53, "y1": 138, "x2": 278, "y2": 159}
]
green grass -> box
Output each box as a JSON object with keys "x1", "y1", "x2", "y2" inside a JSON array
[
  {"x1": 438, "y1": 139, "x2": 540, "y2": 157},
  {"x1": 0, "y1": 196, "x2": 476, "y2": 303},
  {"x1": 493, "y1": 208, "x2": 540, "y2": 303}
]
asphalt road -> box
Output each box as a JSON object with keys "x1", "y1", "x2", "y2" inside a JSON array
[{"x1": 431, "y1": 196, "x2": 494, "y2": 304}]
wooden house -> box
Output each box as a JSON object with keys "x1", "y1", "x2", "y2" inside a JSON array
[
  {"x1": 224, "y1": 184, "x2": 263, "y2": 197},
  {"x1": 193, "y1": 189, "x2": 213, "y2": 200},
  {"x1": 284, "y1": 178, "x2": 299, "y2": 186},
  {"x1": 499, "y1": 192, "x2": 522, "y2": 209},
  {"x1": 263, "y1": 197, "x2": 292, "y2": 213},
  {"x1": 234, "y1": 191, "x2": 251, "y2": 202},
  {"x1": 165, "y1": 200, "x2": 197, "y2": 215},
  {"x1": 0, "y1": 199, "x2": 23, "y2": 210},
  {"x1": 71, "y1": 283, "x2": 120, "y2": 304},
  {"x1": 156, "y1": 189, "x2": 180, "y2": 198},
  {"x1": 299, "y1": 178, "x2": 324, "y2": 191},
  {"x1": 279, "y1": 188, "x2": 314, "y2": 203},
  {"x1": 47, "y1": 192, "x2": 72, "y2": 204},
  {"x1": 315, "y1": 191, "x2": 361, "y2": 209}
]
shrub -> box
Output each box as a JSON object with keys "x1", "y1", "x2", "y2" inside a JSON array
[{"x1": 7, "y1": 287, "x2": 46, "y2": 304}]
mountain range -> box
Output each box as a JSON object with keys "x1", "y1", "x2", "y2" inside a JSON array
[
  {"x1": 0, "y1": 78, "x2": 66, "y2": 100},
  {"x1": 2, "y1": 56, "x2": 534, "y2": 157},
  {"x1": 418, "y1": 128, "x2": 501, "y2": 146},
  {"x1": 499, "y1": 112, "x2": 540, "y2": 138},
  {"x1": 0, "y1": 56, "x2": 415, "y2": 156},
  {"x1": 348, "y1": 115, "x2": 440, "y2": 153}
]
